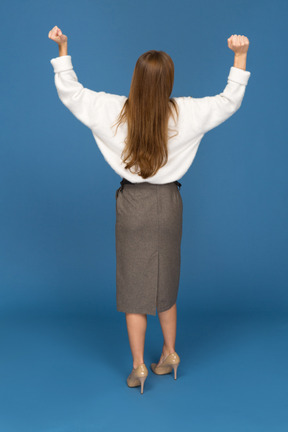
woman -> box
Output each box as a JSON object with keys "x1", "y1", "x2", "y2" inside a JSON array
[{"x1": 48, "y1": 26, "x2": 251, "y2": 394}]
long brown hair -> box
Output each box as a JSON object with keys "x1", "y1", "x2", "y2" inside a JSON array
[{"x1": 113, "y1": 50, "x2": 179, "y2": 179}]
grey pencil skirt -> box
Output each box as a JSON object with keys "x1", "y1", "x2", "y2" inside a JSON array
[{"x1": 115, "y1": 178, "x2": 183, "y2": 316}]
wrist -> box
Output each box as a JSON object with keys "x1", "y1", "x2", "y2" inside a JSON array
[
  {"x1": 58, "y1": 42, "x2": 68, "y2": 56},
  {"x1": 234, "y1": 52, "x2": 247, "y2": 57},
  {"x1": 233, "y1": 52, "x2": 247, "y2": 70}
]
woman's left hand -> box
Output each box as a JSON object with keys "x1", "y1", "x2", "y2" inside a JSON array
[{"x1": 48, "y1": 26, "x2": 68, "y2": 45}]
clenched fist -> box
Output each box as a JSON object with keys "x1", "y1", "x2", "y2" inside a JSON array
[
  {"x1": 227, "y1": 34, "x2": 249, "y2": 55},
  {"x1": 48, "y1": 26, "x2": 68, "y2": 45}
]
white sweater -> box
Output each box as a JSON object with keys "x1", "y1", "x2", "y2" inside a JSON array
[{"x1": 50, "y1": 55, "x2": 251, "y2": 184}]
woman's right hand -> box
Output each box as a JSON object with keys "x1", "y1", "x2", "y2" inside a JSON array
[
  {"x1": 227, "y1": 34, "x2": 249, "y2": 55},
  {"x1": 48, "y1": 26, "x2": 68, "y2": 45}
]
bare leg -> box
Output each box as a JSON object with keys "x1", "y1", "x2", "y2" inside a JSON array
[
  {"x1": 125, "y1": 313, "x2": 147, "y2": 369},
  {"x1": 157, "y1": 303, "x2": 177, "y2": 365}
]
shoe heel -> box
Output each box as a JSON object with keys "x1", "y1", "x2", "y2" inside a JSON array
[
  {"x1": 172, "y1": 363, "x2": 179, "y2": 380},
  {"x1": 139, "y1": 376, "x2": 147, "y2": 394}
]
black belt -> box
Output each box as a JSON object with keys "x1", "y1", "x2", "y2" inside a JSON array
[{"x1": 118, "y1": 178, "x2": 182, "y2": 194}]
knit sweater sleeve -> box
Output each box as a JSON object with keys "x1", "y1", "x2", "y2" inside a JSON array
[
  {"x1": 50, "y1": 55, "x2": 119, "y2": 130},
  {"x1": 175, "y1": 66, "x2": 251, "y2": 136}
]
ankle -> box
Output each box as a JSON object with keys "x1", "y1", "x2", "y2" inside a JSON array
[
  {"x1": 162, "y1": 345, "x2": 176, "y2": 356},
  {"x1": 133, "y1": 361, "x2": 144, "y2": 369}
]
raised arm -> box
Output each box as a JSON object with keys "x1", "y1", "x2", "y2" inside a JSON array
[
  {"x1": 177, "y1": 35, "x2": 251, "y2": 137},
  {"x1": 199, "y1": 34, "x2": 250, "y2": 133},
  {"x1": 48, "y1": 26, "x2": 111, "y2": 130}
]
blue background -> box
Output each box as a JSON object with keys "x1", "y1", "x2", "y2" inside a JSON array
[{"x1": 0, "y1": 0, "x2": 287, "y2": 431}]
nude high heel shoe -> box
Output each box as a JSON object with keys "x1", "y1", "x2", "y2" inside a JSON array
[
  {"x1": 150, "y1": 351, "x2": 180, "y2": 379},
  {"x1": 127, "y1": 363, "x2": 149, "y2": 394}
]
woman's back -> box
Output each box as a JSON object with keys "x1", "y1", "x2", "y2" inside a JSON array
[{"x1": 50, "y1": 53, "x2": 251, "y2": 184}]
